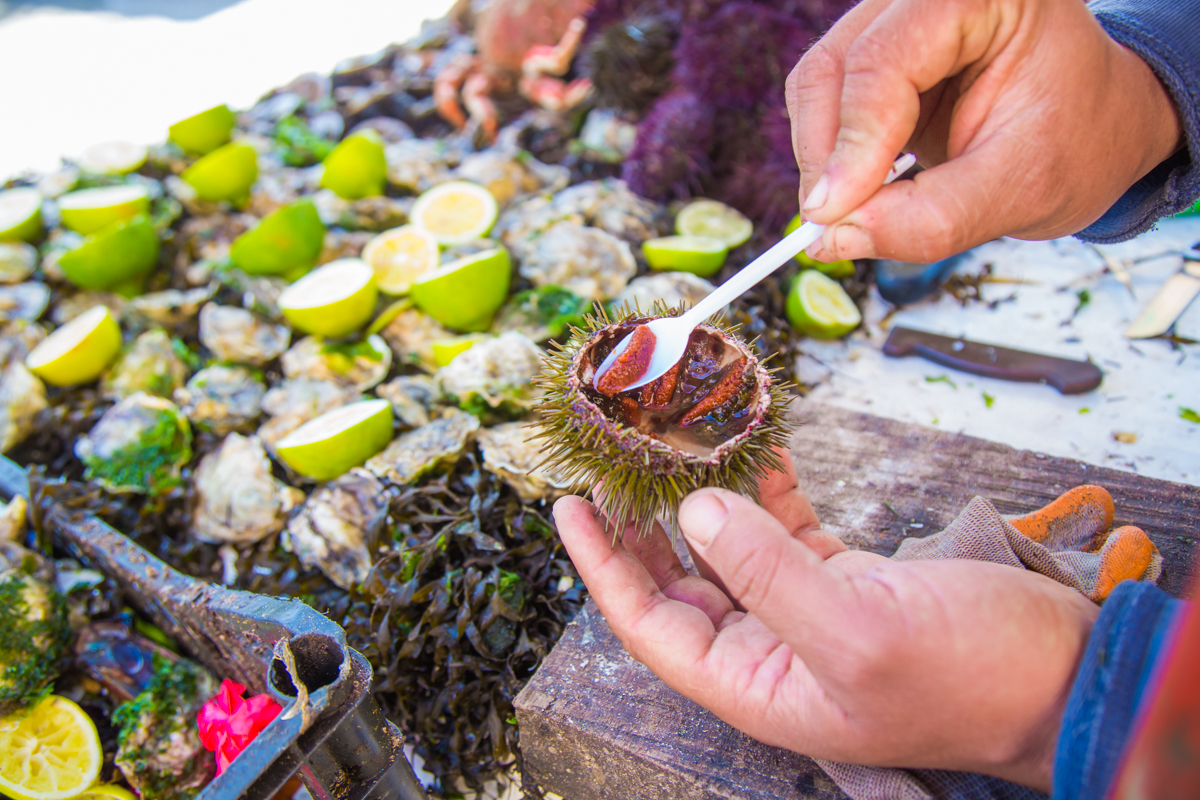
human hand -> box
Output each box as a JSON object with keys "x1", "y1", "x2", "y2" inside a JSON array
[
  {"x1": 553, "y1": 453, "x2": 1100, "y2": 792},
  {"x1": 785, "y1": 0, "x2": 1183, "y2": 263}
]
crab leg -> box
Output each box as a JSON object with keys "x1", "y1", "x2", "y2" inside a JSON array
[
  {"x1": 521, "y1": 16, "x2": 588, "y2": 80},
  {"x1": 462, "y1": 70, "x2": 500, "y2": 142},
  {"x1": 433, "y1": 53, "x2": 477, "y2": 130}
]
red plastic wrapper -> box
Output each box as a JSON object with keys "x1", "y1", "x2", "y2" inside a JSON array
[{"x1": 197, "y1": 679, "x2": 283, "y2": 774}]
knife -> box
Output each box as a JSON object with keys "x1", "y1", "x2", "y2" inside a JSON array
[
  {"x1": 1125, "y1": 258, "x2": 1200, "y2": 339},
  {"x1": 882, "y1": 326, "x2": 1103, "y2": 394}
]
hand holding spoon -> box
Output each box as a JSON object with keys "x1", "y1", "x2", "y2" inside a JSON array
[{"x1": 594, "y1": 153, "x2": 919, "y2": 394}]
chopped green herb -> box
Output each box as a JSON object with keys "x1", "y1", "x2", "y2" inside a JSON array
[
  {"x1": 925, "y1": 375, "x2": 957, "y2": 389},
  {"x1": 1079, "y1": 407, "x2": 1090, "y2": 414},
  {"x1": 1180, "y1": 407, "x2": 1200, "y2": 424},
  {"x1": 1072, "y1": 289, "x2": 1091, "y2": 318},
  {"x1": 982, "y1": 392, "x2": 995, "y2": 409}
]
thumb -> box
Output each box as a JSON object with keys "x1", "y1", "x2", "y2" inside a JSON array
[{"x1": 678, "y1": 488, "x2": 864, "y2": 670}]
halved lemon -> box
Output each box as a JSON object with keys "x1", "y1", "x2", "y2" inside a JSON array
[
  {"x1": 410, "y1": 247, "x2": 510, "y2": 332},
  {"x1": 58, "y1": 215, "x2": 159, "y2": 291},
  {"x1": 25, "y1": 305, "x2": 122, "y2": 386},
  {"x1": 229, "y1": 198, "x2": 326, "y2": 277},
  {"x1": 278, "y1": 258, "x2": 378, "y2": 338},
  {"x1": 58, "y1": 185, "x2": 150, "y2": 236},
  {"x1": 431, "y1": 334, "x2": 489, "y2": 367},
  {"x1": 675, "y1": 199, "x2": 753, "y2": 248},
  {"x1": 76, "y1": 141, "x2": 148, "y2": 175},
  {"x1": 361, "y1": 225, "x2": 439, "y2": 295},
  {"x1": 0, "y1": 188, "x2": 43, "y2": 243},
  {"x1": 320, "y1": 130, "x2": 387, "y2": 200},
  {"x1": 181, "y1": 142, "x2": 258, "y2": 203},
  {"x1": 275, "y1": 398, "x2": 394, "y2": 480},
  {"x1": 410, "y1": 181, "x2": 498, "y2": 246},
  {"x1": 786, "y1": 270, "x2": 861, "y2": 339},
  {"x1": 168, "y1": 104, "x2": 236, "y2": 155},
  {"x1": 0, "y1": 695, "x2": 103, "y2": 800},
  {"x1": 643, "y1": 235, "x2": 728, "y2": 277}
]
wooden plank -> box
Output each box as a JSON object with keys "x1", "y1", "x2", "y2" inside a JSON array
[{"x1": 516, "y1": 402, "x2": 1200, "y2": 800}]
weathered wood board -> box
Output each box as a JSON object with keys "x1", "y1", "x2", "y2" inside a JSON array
[{"x1": 516, "y1": 401, "x2": 1200, "y2": 800}]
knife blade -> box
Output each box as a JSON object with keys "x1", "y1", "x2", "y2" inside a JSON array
[
  {"x1": 1125, "y1": 260, "x2": 1200, "y2": 339},
  {"x1": 882, "y1": 326, "x2": 1103, "y2": 394}
]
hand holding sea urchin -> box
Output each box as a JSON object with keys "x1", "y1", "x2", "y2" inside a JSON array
[{"x1": 534, "y1": 306, "x2": 793, "y2": 537}]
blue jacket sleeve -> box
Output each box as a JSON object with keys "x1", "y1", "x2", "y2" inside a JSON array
[
  {"x1": 1052, "y1": 580, "x2": 1186, "y2": 799},
  {"x1": 1078, "y1": 0, "x2": 1200, "y2": 243}
]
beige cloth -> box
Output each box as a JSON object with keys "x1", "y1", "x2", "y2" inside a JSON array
[{"x1": 814, "y1": 496, "x2": 1161, "y2": 800}]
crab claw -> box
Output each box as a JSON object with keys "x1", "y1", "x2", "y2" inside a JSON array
[
  {"x1": 463, "y1": 70, "x2": 500, "y2": 143},
  {"x1": 519, "y1": 75, "x2": 594, "y2": 111},
  {"x1": 521, "y1": 16, "x2": 588, "y2": 80},
  {"x1": 434, "y1": 53, "x2": 478, "y2": 130}
]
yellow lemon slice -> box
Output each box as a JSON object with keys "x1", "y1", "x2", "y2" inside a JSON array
[
  {"x1": 58, "y1": 185, "x2": 150, "y2": 236},
  {"x1": 786, "y1": 269, "x2": 861, "y2": 339},
  {"x1": 76, "y1": 785, "x2": 137, "y2": 800},
  {"x1": 276, "y1": 398, "x2": 394, "y2": 480},
  {"x1": 675, "y1": 199, "x2": 753, "y2": 248},
  {"x1": 320, "y1": 130, "x2": 387, "y2": 200},
  {"x1": 409, "y1": 247, "x2": 511, "y2": 332},
  {"x1": 361, "y1": 225, "x2": 440, "y2": 296},
  {"x1": 76, "y1": 141, "x2": 148, "y2": 175},
  {"x1": 410, "y1": 181, "x2": 498, "y2": 246},
  {"x1": 278, "y1": 258, "x2": 378, "y2": 338},
  {"x1": 642, "y1": 235, "x2": 728, "y2": 277},
  {"x1": 25, "y1": 305, "x2": 123, "y2": 386},
  {"x1": 181, "y1": 142, "x2": 258, "y2": 203},
  {"x1": 0, "y1": 188, "x2": 43, "y2": 243},
  {"x1": 230, "y1": 198, "x2": 326, "y2": 277},
  {"x1": 0, "y1": 695, "x2": 103, "y2": 800},
  {"x1": 168, "y1": 104, "x2": 235, "y2": 155},
  {"x1": 57, "y1": 215, "x2": 159, "y2": 292}
]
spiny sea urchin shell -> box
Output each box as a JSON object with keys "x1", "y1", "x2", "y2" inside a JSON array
[{"x1": 534, "y1": 305, "x2": 793, "y2": 537}]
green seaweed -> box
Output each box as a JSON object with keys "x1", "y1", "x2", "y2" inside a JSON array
[{"x1": 0, "y1": 573, "x2": 70, "y2": 714}]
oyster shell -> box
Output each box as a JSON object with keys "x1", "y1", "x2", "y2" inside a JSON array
[
  {"x1": 281, "y1": 334, "x2": 392, "y2": 391},
  {"x1": 613, "y1": 272, "x2": 716, "y2": 314},
  {"x1": 374, "y1": 375, "x2": 440, "y2": 428},
  {"x1": 515, "y1": 221, "x2": 636, "y2": 301},
  {"x1": 366, "y1": 407, "x2": 479, "y2": 485},
  {"x1": 379, "y1": 306, "x2": 453, "y2": 371},
  {"x1": 453, "y1": 148, "x2": 568, "y2": 207},
  {"x1": 217, "y1": 269, "x2": 289, "y2": 320},
  {"x1": 51, "y1": 291, "x2": 126, "y2": 326},
  {"x1": 0, "y1": 242, "x2": 37, "y2": 284},
  {"x1": 312, "y1": 190, "x2": 409, "y2": 231},
  {"x1": 477, "y1": 422, "x2": 572, "y2": 503},
  {"x1": 127, "y1": 284, "x2": 218, "y2": 330},
  {"x1": 75, "y1": 393, "x2": 192, "y2": 495},
  {"x1": 0, "y1": 496, "x2": 26, "y2": 543},
  {"x1": 317, "y1": 229, "x2": 373, "y2": 265},
  {"x1": 436, "y1": 331, "x2": 544, "y2": 414},
  {"x1": 0, "y1": 282, "x2": 50, "y2": 324},
  {"x1": 495, "y1": 179, "x2": 666, "y2": 256},
  {"x1": 283, "y1": 468, "x2": 388, "y2": 590},
  {"x1": 192, "y1": 433, "x2": 304, "y2": 545},
  {"x1": 198, "y1": 303, "x2": 290, "y2": 366},
  {"x1": 174, "y1": 364, "x2": 266, "y2": 434},
  {"x1": 0, "y1": 567, "x2": 69, "y2": 715},
  {"x1": 0, "y1": 363, "x2": 48, "y2": 454},
  {"x1": 384, "y1": 138, "x2": 457, "y2": 193},
  {"x1": 0, "y1": 320, "x2": 45, "y2": 368},
  {"x1": 257, "y1": 378, "x2": 362, "y2": 446},
  {"x1": 102, "y1": 329, "x2": 190, "y2": 400}
]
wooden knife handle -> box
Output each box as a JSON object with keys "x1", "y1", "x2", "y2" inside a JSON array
[{"x1": 883, "y1": 326, "x2": 1103, "y2": 394}]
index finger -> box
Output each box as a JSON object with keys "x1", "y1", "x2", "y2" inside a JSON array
[{"x1": 758, "y1": 446, "x2": 848, "y2": 559}]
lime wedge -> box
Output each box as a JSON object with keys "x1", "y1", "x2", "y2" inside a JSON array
[
  {"x1": 0, "y1": 695, "x2": 102, "y2": 800},
  {"x1": 58, "y1": 215, "x2": 159, "y2": 291},
  {"x1": 230, "y1": 197, "x2": 325, "y2": 277},
  {"x1": 25, "y1": 305, "x2": 122, "y2": 386},
  {"x1": 320, "y1": 130, "x2": 386, "y2": 200},
  {"x1": 366, "y1": 297, "x2": 412, "y2": 335},
  {"x1": 0, "y1": 188, "x2": 43, "y2": 243},
  {"x1": 278, "y1": 258, "x2": 378, "y2": 337},
  {"x1": 410, "y1": 246, "x2": 511, "y2": 332},
  {"x1": 786, "y1": 269, "x2": 861, "y2": 339},
  {"x1": 675, "y1": 199, "x2": 753, "y2": 248},
  {"x1": 643, "y1": 235, "x2": 728, "y2": 277},
  {"x1": 275, "y1": 398, "x2": 394, "y2": 480},
  {"x1": 76, "y1": 141, "x2": 148, "y2": 175},
  {"x1": 783, "y1": 212, "x2": 855, "y2": 278},
  {"x1": 181, "y1": 142, "x2": 258, "y2": 203},
  {"x1": 431, "y1": 333, "x2": 489, "y2": 367},
  {"x1": 58, "y1": 185, "x2": 151, "y2": 235},
  {"x1": 77, "y1": 786, "x2": 137, "y2": 800},
  {"x1": 168, "y1": 104, "x2": 236, "y2": 155},
  {"x1": 410, "y1": 181, "x2": 498, "y2": 246},
  {"x1": 362, "y1": 224, "x2": 440, "y2": 295}
]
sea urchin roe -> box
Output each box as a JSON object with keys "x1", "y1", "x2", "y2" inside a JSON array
[
  {"x1": 640, "y1": 362, "x2": 679, "y2": 408},
  {"x1": 596, "y1": 324, "x2": 655, "y2": 396},
  {"x1": 682, "y1": 356, "x2": 747, "y2": 425}
]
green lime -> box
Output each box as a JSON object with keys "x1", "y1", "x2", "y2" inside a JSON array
[
  {"x1": 77, "y1": 786, "x2": 138, "y2": 800},
  {"x1": 25, "y1": 305, "x2": 122, "y2": 386},
  {"x1": 230, "y1": 197, "x2": 325, "y2": 277},
  {"x1": 76, "y1": 141, "x2": 148, "y2": 175},
  {"x1": 431, "y1": 334, "x2": 489, "y2": 367},
  {"x1": 784, "y1": 213, "x2": 855, "y2": 278},
  {"x1": 410, "y1": 246, "x2": 511, "y2": 332},
  {"x1": 278, "y1": 258, "x2": 378, "y2": 338},
  {"x1": 181, "y1": 142, "x2": 258, "y2": 203},
  {"x1": 58, "y1": 185, "x2": 150, "y2": 235},
  {"x1": 362, "y1": 225, "x2": 440, "y2": 295},
  {"x1": 58, "y1": 215, "x2": 159, "y2": 291},
  {"x1": 410, "y1": 181, "x2": 498, "y2": 246},
  {"x1": 0, "y1": 188, "x2": 43, "y2": 242},
  {"x1": 642, "y1": 235, "x2": 728, "y2": 277},
  {"x1": 786, "y1": 269, "x2": 862, "y2": 339},
  {"x1": 366, "y1": 297, "x2": 412, "y2": 335},
  {"x1": 675, "y1": 199, "x2": 753, "y2": 248},
  {"x1": 320, "y1": 131, "x2": 386, "y2": 200},
  {"x1": 275, "y1": 398, "x2": 394, "y2": 480},
  {"x1": 169, "y1": 104, "x2": 236, "y2": 155}
]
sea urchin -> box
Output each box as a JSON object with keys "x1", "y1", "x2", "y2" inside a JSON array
[{"x1": 534, "y1": 305, "x2": 793, "y2": 537}]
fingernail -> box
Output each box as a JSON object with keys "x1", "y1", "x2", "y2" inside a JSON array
[
  {"x1": 829, "y1": 223, "x2": 871, "y2": 259},
  {"x1": 679, "y1": 492, "x2": 728, "y2": 548},
  {"x1": 802, "y1": 175, "x2": 830, "y2": 212},
  {"x1": 804, "y1": 242, "x2": 824, "y2": 260}
]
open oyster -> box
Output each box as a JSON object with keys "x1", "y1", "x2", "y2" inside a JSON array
[
  {"x1": 174, "y1": 364, "x2": 266, "y2": 434},
  {"x1": 375, "y1": 375, "x2": 440, "y2": 428},
  {"x1": 75, "y1": 393, "x2": 192, "y2": 495},
  {"x1": 514, "y1": 221, "x2": 636, "y2": 301},
  {"x1": 283, "y1": 468, "x2": 388, "y2": 590},
  {"x1": 536, "y1": 308, "x2": 792, "y2": 535},
  {"x1": 257, "y1": 378, "x2": 361, "y2": 447},
  {"x1": 102, "y1": 328, "x2": 190, "y2": 400},
  {"x1": 198, "y1": 303, "x2": 290, "y2": 366},
  {"x1": 281, "y1": 334, "x2": 392, "y2": 391},
  {"x1": 477, "y1": 422, "x2": 572, "y2": 503},
  {"x1": 192, "y1": 433, "x2": 304, "y2": 545},
  {"x1": 366, "y1": 407, "x2": 479, "y2": 485},
  {"x1": 436, "y1": 330, "x2": 544, "y2": 416},
  {"x1": 0, "y1": 363, "x2": 48, "y2": 454},
  {"x1": 0, "y1": 242, "x2": 37, "y2": 284},
  {"x1": 0, "y1": 282, "x2": 51, "y2": 324},
  {"x1": 0, "y1": 562, "x2": 69, "y2": 714}
]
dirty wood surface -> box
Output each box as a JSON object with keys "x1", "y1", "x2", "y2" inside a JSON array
[{"x1": 516, "y1": 401, "x2": 1200, "y2": 800}]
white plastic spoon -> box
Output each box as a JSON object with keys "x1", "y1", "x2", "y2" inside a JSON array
[{"x1": 594, "y1": 153, "x2": 919, "y2": 393}]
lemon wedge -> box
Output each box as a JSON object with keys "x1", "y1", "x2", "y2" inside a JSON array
[
  {"x1": 786, "y1": 270, "x2": 861, "y2": 339},
  {"x1": 278, "y1": 258, "x2": 378, "y2": 338},
  {"x1": 76, "y1": 141, "x2": 148, "y2": 175},
  {"x1": 181, "y1": 142, "x2": 258, "y2": 203},
  {"x1": 675, "y1": 199, "x2": 753, "y2": 248},
  {"x1": 361, "y1": 225, "x2": 440, "y2": 295},
  {"x1": 0, "y1": 695, "x2": 103, "y2": 800},
  {"x1": 410, "y1": 247, "x2": 510, "y2": 332},
  {"x1": 58, "y1": 185, "x2": 150, "y2": 236},
  {"x1": 25, "y1": 305, "x2": 122, "y2": 386},
  {"x1": 642, "y1": 235, "x2": 728, "y2": 277},
  {"x1": 410, "y1": 181, "x2": 498, "y2": 246},
  {"x1": 0, "y1": 188, "x2": 43, "y2": 243},
  {"x1": 169, "y1": 104, "x2": 236, "y2": 155},
  {"x1": 320, "y1": 130, "x2": 387, "y2": 200}
]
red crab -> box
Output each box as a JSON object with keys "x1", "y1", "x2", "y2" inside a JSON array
[{"x1": 436, "y1": 0, "x2": 595, "y2": 142}]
